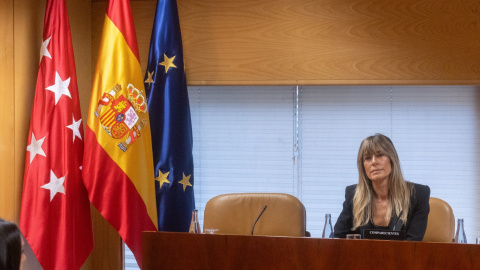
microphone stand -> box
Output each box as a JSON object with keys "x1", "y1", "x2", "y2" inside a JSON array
[
  {"x1": 392, "y1": 210, "x2": 404, "y2": 231},
  {"x1": 251, "y1": 205, "x2": 268, "y2": 235}
]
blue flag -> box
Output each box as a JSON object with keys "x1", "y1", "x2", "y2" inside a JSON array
[{"x1": 144, "y1": 0, "x2": 194, "y2": 232}]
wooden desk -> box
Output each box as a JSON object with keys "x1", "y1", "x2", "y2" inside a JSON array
[{"x1": 142, "y1": 232, "x2": 480, "y2": 270}]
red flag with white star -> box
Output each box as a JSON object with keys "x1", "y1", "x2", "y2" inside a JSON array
[{"x1": 19, "y1": 0, "x2": 94, "y2": 269}]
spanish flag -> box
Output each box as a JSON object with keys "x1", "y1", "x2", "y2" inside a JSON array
[{"x1": 83, "y1": 0, "x2": 158, "y2": 268}]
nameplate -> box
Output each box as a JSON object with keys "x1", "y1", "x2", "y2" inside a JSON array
[{"x1": 362, "y1": 229, "x2": 406, "y2": 240}]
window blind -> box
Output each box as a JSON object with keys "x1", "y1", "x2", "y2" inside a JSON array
[
  {"x1": 299, "y1": 86, "x2": 393, "y2": 236},
  {"x1": 189, "y1": 86, "x2": 297, "y2": 228},
  {"x1": 391, "y1": 86, "x2": 480, "y2": 240}
]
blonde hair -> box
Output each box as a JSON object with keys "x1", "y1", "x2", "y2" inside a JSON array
[{"x1": 352, "y1": 134, "x2": 413, "y2": 230}]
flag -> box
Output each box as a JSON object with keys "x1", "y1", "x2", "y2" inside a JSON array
[
  {"x1": 19, "y1": 0, "x2": 94, "y2": 269},
  {"x1": 82, "y1": 0, "x2": 158, "y2": 267},
  {"x1": 144, "y1": 0, "x2": 195, "y2": 232}
]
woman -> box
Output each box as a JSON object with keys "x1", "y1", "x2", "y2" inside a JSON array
[
  {"x1": 0, "y1": 218, "x2": 26, "y2": 270},
  {"x1": 334, "y1": 134, "x2": 430, "y2": 241}
]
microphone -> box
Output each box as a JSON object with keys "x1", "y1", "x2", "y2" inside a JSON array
[
  {"x1": 392, "y1": 210, "x2": 404, "y2": 231},
  {"x1": 251, "y1": 205, "x2": 268, "y2": 235}
]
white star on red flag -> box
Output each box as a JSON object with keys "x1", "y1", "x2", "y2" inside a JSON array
[
  {"x1": 41, "y1": 170, "x2": 66, "y2": 202},
  {"x1": 67, "y1": 115, "x2": 82, "y2": 142},
  {"x1": 26, "y1": 133, "x2": 47, "y2": 163},
  {"x1": 46, "y1": 71, "x2": 72, "y2": 105},
  {"x1": 40, "y1": 36, "x2": 52, "y2": 62}
]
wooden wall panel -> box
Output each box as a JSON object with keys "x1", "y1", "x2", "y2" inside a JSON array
[
  {"x1": 178, "y1": 0, "x2": 480, "y2": 85},
  {"x1": 69, "y1": 0, "x2": 93, "y2": 125},
  {"x1": 0, "y1": 0, "x2": 15, "y2": 222},
  {"x1": 90, "y1": 208, "x2": 122, "y2": 270},
  {"x1": 131, "y1": 1, "x2": 156, "y2": 74},
  {"x1": 91, "y1": 1, "x2": 106, "y2": 80},
  {"x1": 121, "y1": 0, "x2": 480, "y2": 85}
]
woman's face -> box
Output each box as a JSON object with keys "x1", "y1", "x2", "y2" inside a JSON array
[{"x1": 363, "y1": 152, "x2": 392, "y2": 183}]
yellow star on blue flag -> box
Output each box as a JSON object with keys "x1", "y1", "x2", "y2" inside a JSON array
[
  {"x1": 159, "y1": 54, "x2": 177, "y2": 73},
  {"x1": 155, "y1": 170, "x2": 170, "y2": 188}
]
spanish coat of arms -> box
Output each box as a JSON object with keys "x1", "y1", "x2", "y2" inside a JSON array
[{"x1": 94, "y1": 84, "x2": 148, "y2": 152}]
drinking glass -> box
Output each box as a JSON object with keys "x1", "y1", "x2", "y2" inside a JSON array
[
  {"x1": 347, "y1": 233, "x2": 362, "y2": 239},
  {"x1": 346, "y1": 234, "x2": 361, "y2": 239}
]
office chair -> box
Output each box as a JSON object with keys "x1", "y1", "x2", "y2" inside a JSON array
[
  {"x1": 423, "y1": 197, "x2": 455, "y2": 242},
  {"x1": 203, "y1": 193, "x2": 307, "y2": 237}
]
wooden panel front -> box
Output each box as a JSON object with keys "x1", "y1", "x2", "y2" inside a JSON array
[
  {"x1": 142, "y1": 232, "x2": 480, "y2": 269},
  {"x1": 141, "y1": 232, "x2": 480, "y2": 270},
  {"x1": 413, "y1": 242, "x2": 480, "y2": 269}
]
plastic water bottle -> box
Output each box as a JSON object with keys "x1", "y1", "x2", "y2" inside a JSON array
[
  {"x1": 189, "y1": 209, "x2": 201, "y2": 234},
  {"x1": 454, "y1": 218, "x2": 467, "y2": 243},
  {"x1": 322, "y1": 213, "x2": 334, "y2": 238}
]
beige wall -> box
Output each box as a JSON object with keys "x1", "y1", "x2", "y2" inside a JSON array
[{"x1": 2, "y1": 0, "x2": 480, "y2": 269}]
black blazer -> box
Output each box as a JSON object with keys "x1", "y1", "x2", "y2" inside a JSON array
[{"x1": 334, "y1": 183, "x2": 430, "y2": 241}]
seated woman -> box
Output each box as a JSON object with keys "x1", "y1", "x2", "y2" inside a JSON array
[
  {"x1": 0, "y1": 218, "x2": 26, "y2": 270},
  {"x1": 334, "y1": 134, "x2": 430, "y2": 241}
]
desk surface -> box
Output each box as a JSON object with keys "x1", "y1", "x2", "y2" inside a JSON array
[{"x1": 142, "y1": 232, "x2": 480, "y2": 270}]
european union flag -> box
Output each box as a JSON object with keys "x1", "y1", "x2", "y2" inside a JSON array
[{"x1": 144, "y1": 0, "x2": 194, "y2": 232}]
